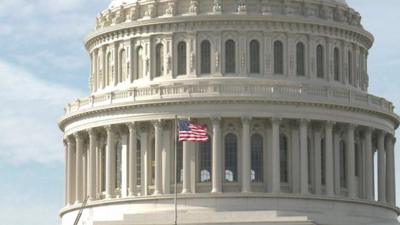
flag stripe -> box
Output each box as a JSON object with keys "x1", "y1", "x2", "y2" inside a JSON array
[{"x1": 178, "y1": 119, "x2": 209, "y2": 143}]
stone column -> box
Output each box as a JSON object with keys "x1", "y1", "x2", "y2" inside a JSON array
[
  {"x1": 140, "y1": 126, "x2": 149, "y2": 196},
  {"x1": 162, "y1": 123, "x2": 171, "y2": 194},
  {"x1": 386, "y1": 135, "x2": 396, "y2": 205},
  {"x1": 346, "y1": 124, "x2": 356, "y2": 198},
  {"x1": 182, "y1": 141, "x2": 191, "y2": 193},
  {"x1": 75, "y1": 133, "x2": 84, "y2": 203},
  {"x1": 291, "y1": 123, "x2": 300, "y2": 193},
  {"x1": 64, "y1": 141, "x2": 68, "y2": 205},
  {"x1": 364, "y1": 128, "x2": 374, "y2": 200},
  {"x1": 88, "y1": 129, "x2": 97, "y2": 201},
  {"x1": 377, "y1": 130, "x2": 386, "y2": 202},
  {"x1": 128, "y1": 123, "x2": 137, "y2": 196},
  {"x1": 333, "y1": 131, "x2": 341, "y2": 195},
  {"x1": 105, "y1": 126, "x2": 116, "y2": 199},
  {"x1": 314, "y1": 127, "x2": 322, "y2": 195},
  {"x1": 120, "y1": 134, "x2": 129, "y2": 197},
  {"x1": 211, "y1": 117, "x2": 222, "y2": 193},
  {"x1": 324, "y1": 122, "x2": 334, "y2": 196},
  {"x1": 271, "y1": 118, "x2": 281, "y2": 193},
  {"x1": 67, "y1": 137, "x2": 76, "y2": 205},
  {"x1": 153, "y1": 121, "x2": 163, "y2": 195},
  {"x1": 300, "y1": 119, "x2": 309, "y2": 195},
  {"x1": 241, "y1": 117, "x2": 251, "y2": 193}
]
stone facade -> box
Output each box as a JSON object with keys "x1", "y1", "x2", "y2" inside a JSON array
[{"x1": 59, "y1": 0, "x2": 399, "y2": 225}]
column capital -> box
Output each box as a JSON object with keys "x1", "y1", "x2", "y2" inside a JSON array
[
  {"x1": 73, "y1": 132, "x2": 84, "y2": 143},
  {"x1": 271, "y1": 117, "x2": 281, "y2": 125},
  {"x1": 87, "y1": 128, "x2": 97, "y2": 138},
  {"x1": 211, "y1": 116, "x2": 221, "y2": 126},
  {"x1": 127, "y1": 122, "x2": 137, "y2": 131},
  {"x1": 299, "y1": 118, "x2": 310, "y2": 126},
  {"x1": 105, "y1": 125, "x2": 115, "y2": 134},
  {"x1": 325, "y1": 121, "x2": 335, "y2": 128},
  {"x1": 376, "y1": 129, "x2": 386, "y2": 137},
  {"x1": 152, "y1": 120, "x2": 162, "y2": 128},
  {"x1": 364, "y1": 127, "x2": 374, "y2": 135},
  {"x1": 346, "y1": 123, "x2": 356, "y2": 131},
  {"x1": 241, "y1": 116, "x2": 252, "y2": 124}
]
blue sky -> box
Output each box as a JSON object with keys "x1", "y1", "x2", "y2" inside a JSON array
[{"x1": 0, "y1": 1, "x2": 399, "y2": 224}]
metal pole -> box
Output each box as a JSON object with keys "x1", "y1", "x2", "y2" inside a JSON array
[{"x1": 174, "y1": 115, "x2": 178, "y2": 225}]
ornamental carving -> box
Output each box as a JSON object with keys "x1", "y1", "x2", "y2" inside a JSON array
[
  {"x1": 189, "y1": 0, "x2": 198, "y2": 15},
  {"x1": 237, "y1": 1, "x2": 247, "y2": 14},
  {"x1": 165, "y1": 1, "x2": 176, "y2": 16},
  {"x1": 145, "y1": 4, "x2": 156, "y2": 18},
  {"x1": 213, "y1": 0, "x2": 222, "y2": 14},
  {"x1": 127, "y1": 7, "x2": 138, "y2": 21}
]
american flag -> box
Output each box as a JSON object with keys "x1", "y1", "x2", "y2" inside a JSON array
[{"x1": 178, "y1": 119, "x2": 209, "y2": 142}]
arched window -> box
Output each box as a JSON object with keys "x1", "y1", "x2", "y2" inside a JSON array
[
  {"x1": 225, "y1": 40, "x2": 236, "y2": 73},
  {"x1": 136, "y1": 139, "x2": 141, "y2": 185},
  {"x1": 199, "y1": 135, "x2": 212, "y2": 182},
  {"x1": 334, "y1": 47, "x2": 340, "y2": 81},
  {"x1": 177, "y1": 141, "x2": 183, "y2": 183},
  {"x1": 177, "y1": 41, "x2": 187, "y2": 75},
  {"x1": 340, "y1": 140, "x2": 347, "y2": 188},
  {"x1": 107, "y1": 52, "x2": 112, "y2": 85},
  {"x1": 250, "y1": 40, "x2": 260, "y2": 74},
  {"x1": 224, "y1": 133, "x2": 238, "y2": 182},
  {"x1": 155, "y1": 43, "x2": 164, "y2": 77},
  {"x1": 116, "y1": 141, "x2": 122, "y2": 188},
  {"x1": 348, "y1": 51, "x2": 353, "y2": 85},
  {"x1": 136, "y1": 46, "x2": 144, "y2": 79},
  {"x1": 120, "y1": 49, "x2": 128, "y2": 82},
  {"x1": 200, "y1": 40, "x2": 211, "y2": 74},
  {"x1": 274, "y1": 41, "x2": 284, "y2": 74},
  {"x1": 251, "y1": 134, "x2": 263, "y2": 182},
  {"x1": 296, "y1": 42, "x2": 305, "y2": 76},
  {"x1": 280, "y1": 134, "x2": 288, "y2": 183},
  {"x1": 316, "y1": 45, "x2": 324, "y2": 78}
]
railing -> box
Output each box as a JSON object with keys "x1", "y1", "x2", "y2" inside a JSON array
[{"x1": 64, "y1": 83, "x2": 395, "y2": 116}]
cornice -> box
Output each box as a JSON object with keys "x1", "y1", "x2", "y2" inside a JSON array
[{"x1": 84, "y1": 15, "x2": 373, "y2": 51}]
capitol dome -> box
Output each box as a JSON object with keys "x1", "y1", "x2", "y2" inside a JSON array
[{"x1": 60, "y1": 0, "x2": 398, "y2": 225}]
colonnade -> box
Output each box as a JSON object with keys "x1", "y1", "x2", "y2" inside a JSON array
[{"x1": 64, "y1": 118, "x2": 396, "y2": 207}]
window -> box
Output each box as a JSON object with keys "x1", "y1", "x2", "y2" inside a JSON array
[
  {"x1": 136, "y1": 46, "x2": 144, "y2": 79},
  {"x1": 225, "y1": 40, "x2": 236, "y2": 73},
  {"x1": 200, "y1": 40, "x2": 211, "y2": 74},
  {"x1": 136, "y1": 139, "x2": 141, "y2": 185},
  {"x1": 316, "y1": 45, "x2": 324, "y2": 78},
  {"x1": 116, "y1": 141, "x2": 122, "y2": 188},
  {"x1": 296, "y1": 42, "x2": 305, "y2": 76},
  {"x1": 348, "y1": 51, "x2": 353, "y2": 85},
  {"x1": 280, "y1": 134, "x2": 288, "y2": 183},
  {"x1": 274, "y1": 41, "x2": 284, "y2": 74},
  {"x1": 334, "y1": 47, "x2": 340, "y2": 81},
  {"x1": 251, "y1": 134, "x2": 263, "y2": 182},
  {"x1": 107, "y1": 52, "x2": 112, "y2": 85},
  {"x1": 340, "y1": 140, "x2": 347, "y2": 188},
  {"x1": 177, "y1": 141, "x2": 183, "y2": 183},
  {"x1": 224, "y1": 133, "x2": 238, "y2": 182},
  {"x1": 250, "y1": 40, "x2": 260, "y2": 74},
  {"x1": 177, "y1": 41, "x2": 187, "y2": 75},
  {"x1": 155, "y1": 43, "x2": 164, "y2": 77},
  {"x1": 199, "y1": 135, "x2": 212, "y2": 182},
  {"x1": 119, "y1": 49, "x2": 128, "y2": 82}
]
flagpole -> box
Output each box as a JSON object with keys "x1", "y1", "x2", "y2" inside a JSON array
[{"x1": 174, "y1": 115, "x2": 178, "y2": 225}]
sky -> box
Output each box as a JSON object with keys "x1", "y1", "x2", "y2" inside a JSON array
[{"x1": 0, "y1": 0, "x2": 399, "y2": 225}]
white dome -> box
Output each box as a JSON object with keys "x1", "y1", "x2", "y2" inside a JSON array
[{"x1": 108, "y1": 0, "x2": 138, "y2": 9}]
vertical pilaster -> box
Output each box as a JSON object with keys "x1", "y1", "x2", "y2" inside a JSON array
[
  {"x1": 64, "y1": 141, "x2": 68, "y2": 205},
  {"x1": 291, "y1": 123, "x2": 300, "y2": 193},
  {"x1": 128, "y1": 123, "x2": 137, "y2": 196},
  {"x1": 314, "y1": 126, "x2": 322, "y2": 195},
  {"x1": 241, "y1": 117, "x2": 251, "y2": 193},
  {"x1": 386, "y1": 135, "x2": 396, "y2": 205},
  {"x1": 162, "y1": 123, "x2": 171, "y2": 194},
  {"x1": 182, "y1": 141, "x2": 192, "y2": 193},
  {"x1": 364, "y1": 128, "x2": 374, "y2": 200},
  {"x1": 67, "y1": 137, "x2": 76, "y2": 205},
  {"x1": 105, "y1": 126, "x2": 116, "y2": 199},
  {"x1": 120, "y1": 134, "x2": 129, "y2": 197},
  {"x1": 271, "y1": 118, "x2": 281, "y2": 193},
  {"x1": 377, "y1": 130, "x2": 386, "y2": 202},
  {"x1": 300, "y1": 119, "x2": 309, "y2": 195},
  {"x1": 88, "y1": 129, "x2": 97, "y2": 201},
  {"x1": 211, "y1": 117, "x2": 222, "y2": 193},
  {"x1": 153, "y1": 121, "x2": 163, "y2": 195},
  {"x1": 325, "y1": 122, "x2": 334, "y2": 196},
  {"x1": 333, "y1": 131, "x2": 341, "y2": 195},
  {"x1": 75, "y1": 133, "x2": 84, "y2": 203},
  {"x1": 346, "y1": 124, "x2": 356, "y2": 198},
  {"x1": 140, "y1": 126, "x2": 149, "y2": 196}
]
